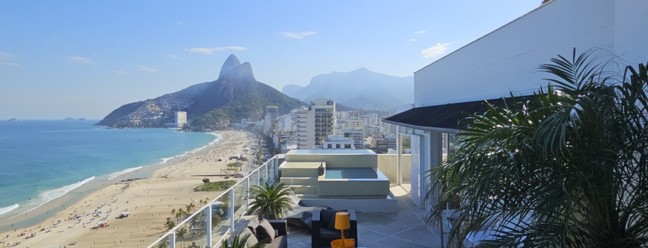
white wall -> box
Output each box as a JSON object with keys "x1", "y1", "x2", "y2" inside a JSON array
[{"x1": 414, "y1": 0, "x2": 648, "y2": 107}]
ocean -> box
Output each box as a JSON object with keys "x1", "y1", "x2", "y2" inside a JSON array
[{"x1": 0, "y1": 120, "x2": 217, "y2": 224}]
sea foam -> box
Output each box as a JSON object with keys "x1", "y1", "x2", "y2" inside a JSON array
[
  {"x1": 21, "y1": 176, "x2": 95, "y2": 214},
  {"x1": 108, "y1": 166, "x2": 143, "y2": 180},
  {"x1": 161, "y1": 132, "x2": 220, "y2": 164},
  {"x1": 0, "y1": 204, "x2": 19, "y2": 216}
]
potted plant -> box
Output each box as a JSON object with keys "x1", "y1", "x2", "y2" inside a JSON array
[{"x1": 248, "y1": 182, "x2": 292, "y2": 220}]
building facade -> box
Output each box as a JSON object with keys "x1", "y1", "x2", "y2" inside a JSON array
[
  {"x1": 386, "y1": 0, "x2": 648, "y2": 208},
  {"x1": 175, "y1": 111, "x2": 187, "y2": 128},
  {"x1": 296, "y1": 99, "x2": 336, "y2": 149},
  {"x1": 263, "y1": 106, "x2": 279, "y2": 136},
  {"x1": 322, "y1": 135, "x2": 354, "y2": 149}
]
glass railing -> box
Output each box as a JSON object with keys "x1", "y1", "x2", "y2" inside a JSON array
[{"x1": 147, "y1": 155, "x2": 280, "y2": 248}]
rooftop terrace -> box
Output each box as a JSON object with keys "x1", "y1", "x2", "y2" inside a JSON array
[
  {"x1": 287, "y1": 186, "x2": 443, "y2": 248},
  {"x1": 147, "y1": 155, "x2": 443, "y2": 248},
  {"x1": 288, "y1": 149, "x2": 376, "y2": 155}
]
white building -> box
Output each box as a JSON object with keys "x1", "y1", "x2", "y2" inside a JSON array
[
  {"x1": 363, "y1": 113, "x2": 380, "y2": 127},
  {"x1": 296, "y1": 99, "x2": 336, "y2": 149},
  {"x1": 342, "y1": 128, "x2": 365, "y2": 149},
  {"x1": 385, "y1": 0, "x2": 648, "y2": 208},
  {"x1": 322, "y1": 135, "x2": 354, "y2": 149},
  {"x1": 345, "y1": 118, "x2": 364, "y2": 129},
  {"x1": 175, "y1": 111, "x2": 187, "y2": 128},
  {"x1": 276, "y1": 114, "x2": 293, "y2": 132},
  {"x1": 263, "y1": 106, "x2": 279, "y2": 135}
]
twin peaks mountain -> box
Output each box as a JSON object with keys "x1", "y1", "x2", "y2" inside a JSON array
[{"x1": 97, "y1": 55, "x2": 304, "y2": 130}]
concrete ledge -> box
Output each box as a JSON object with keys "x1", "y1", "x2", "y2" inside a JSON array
[{"x1": 299, "y1": 195, "x2": 398, "y2": 213}]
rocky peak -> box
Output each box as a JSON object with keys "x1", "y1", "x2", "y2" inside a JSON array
[
  {"x1": 219, "y1": 55, "x2": 256, "y2": 82},
  {"x1": 219, "y1": 54, "x2": 242, "y2": 78}
]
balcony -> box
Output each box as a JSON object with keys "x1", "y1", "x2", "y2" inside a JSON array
[
  {"x1": 147, "y1": 156, "x2": 280, "y2": 248},
  {"x1": 147, "y1": 155, "x2": 444, "y2": 248}
]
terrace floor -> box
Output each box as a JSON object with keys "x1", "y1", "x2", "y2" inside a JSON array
[{"x1": 286, "y1": 186, "x2": 444, "y2": 248}]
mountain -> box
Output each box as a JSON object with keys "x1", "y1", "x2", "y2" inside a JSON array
[
  {"x1": 97, "y1": 55, "x2": 305, "y2": 130},
  {"x1": 283, "y1": 68, "x2": 413, "y2": 110},
  {"x1": 281, "y1": 84, "x2": 304, "y2": 97}
]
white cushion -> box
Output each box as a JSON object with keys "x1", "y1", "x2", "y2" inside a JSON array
[
  {"x1": 257, "y1": 219, "x2": 275, "y2": 241},
  {"x1": 240, "y1": 227, "x2": 258, "y2": 247}
]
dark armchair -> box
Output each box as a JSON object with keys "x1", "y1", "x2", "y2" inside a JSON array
[{"x1": 311, "y1": 209, "x2": 358, "y2": 248}]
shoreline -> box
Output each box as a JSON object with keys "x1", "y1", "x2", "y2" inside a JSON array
[
  {"x1": 0, "y1": 132, "x2": 220, "y2": 232},
  {"x1": 0, "y1": 130, "x2": 257, "y2": 247}
]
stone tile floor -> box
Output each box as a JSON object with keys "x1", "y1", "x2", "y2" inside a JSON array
[{"x1": 286, "y1": 186, "x2": 445, "y2": 248}]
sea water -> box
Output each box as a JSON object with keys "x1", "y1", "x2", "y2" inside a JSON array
[{"x1": 0, "y1": 120, "x2": 216, "y2": 220}]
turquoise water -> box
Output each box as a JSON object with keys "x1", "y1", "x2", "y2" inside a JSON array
[
  {"x1": 0, "y1": 120, "x2": 216, "y2": 219},
  {"x1": 325, "y1": 168, "x2": 377, "y2": 179}
]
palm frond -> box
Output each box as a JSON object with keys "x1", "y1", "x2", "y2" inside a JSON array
[
  {"x1": 248, "y1": 182, "x2": 292, "y2": 219},
  {"x1": 428, "y1": 50, "x2": 648, "y2": 247}
]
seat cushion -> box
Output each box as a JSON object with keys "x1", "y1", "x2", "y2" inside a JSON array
[
  {"x1": 246, "y1": 218, "x2": 259, "y2": 237},
  {"x1": 264, "y1": 235, "x2": 287, "y2": 248},
  {"x1": 240, "y1": 227, "x2": 258, "y2": 248},
  {"x1": 256, "y1": 219, "x2": 276, "y2": 242}
]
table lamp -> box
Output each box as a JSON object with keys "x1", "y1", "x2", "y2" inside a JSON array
[{"x1": 332, "y1": 212, "x2": 354, "y2": 248}]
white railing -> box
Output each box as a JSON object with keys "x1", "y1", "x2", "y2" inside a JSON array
[{"x1": 147, "y1": 155, "x2": 280, "y2": 248}]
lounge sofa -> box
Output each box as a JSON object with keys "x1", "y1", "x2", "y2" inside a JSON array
[
  {"x1": 311, "y1": 209, "x2": 357, "y2": 248},
  {"x1": 239, "y1": 218, "x2": 288, "y2": 248}
]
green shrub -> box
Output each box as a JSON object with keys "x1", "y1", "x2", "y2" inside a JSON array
[{"x1": 195, "y1": 180, "x2": 236, "y2": 192}]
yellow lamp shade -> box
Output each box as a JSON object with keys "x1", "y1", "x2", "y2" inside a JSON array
[{"x1": 334, "y1": 212, "x2": 350, "y2": 230}]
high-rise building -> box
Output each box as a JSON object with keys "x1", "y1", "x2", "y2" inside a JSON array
[
  {"x1": 175, "y1": 111, "x2": 187, "y2": 128},
  {"x1": 263, "y1": 106, "x2": 279, "y2": 135},
  {"x1": 296, "y1": 99, "x2": 336, "y2": 149}
]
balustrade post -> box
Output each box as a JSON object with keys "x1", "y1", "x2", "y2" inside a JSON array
[
  {"x1": 245, "y1": 177, "x2": 250, "y2": 213},
  {"x1": 264, "y1": 161, "x2": 269, "y2": 184},
  {"x1": 205, "y1": 206, "x2": 212, "y2": 247},
  {"x1": 229, "y1": 189, "x2": 235, "y2": 229},
  {"x1": 168, "y1": 232, "x2": 176, "y2": 248}
]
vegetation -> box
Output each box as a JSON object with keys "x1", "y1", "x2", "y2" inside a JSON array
[
  {"x1": 190, "y1": 83, "x2": 304, "y2": 131},
  {"x1": 221, "y1": 233, "x2": 265, "y2": 248},
  {"x1": 176, "y1": 227, "x2": 187, "y2": 247},
  {"x1": 428, "y1": 49, "x2": 648, "y2": 247},
  {"x1": 249, "y1": 182, "x2": 292, "y2": 220},
  {"x1": 227, "y1": 162, "x2": 243, "y2": 168},
  {"x1": 195, "y1": 180, "x2": 236, "y2": 192},
  {"x1": 164, "y1": 217, "x2": 176, "y2": 230}
]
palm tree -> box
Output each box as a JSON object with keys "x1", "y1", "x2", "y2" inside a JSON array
[
  {"x1": 248, "y1": 182, "x2": 292, "y2": 220},
  {"x1": 186, "y1": 202, "x2": 195, "y2": 213},
  {"x1": 176, "y1": 227, "x2": 188, "y2": 247},
  {"x1": 175, "y1": 209, "x2": 185, "y2": 223},
  {"x1": 164, "y1": 217, "x2": 176, "y2": 230},
  {"x1": 428, "y1": 49, "x2": 648, "y2": 247}
]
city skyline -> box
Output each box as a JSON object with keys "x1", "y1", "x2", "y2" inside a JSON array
[{"x1": 0, "y1": 1, "x2": 540, "y2": 119}]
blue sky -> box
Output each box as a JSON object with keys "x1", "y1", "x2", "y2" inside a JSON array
[{"x1": 0, "y1": 1, "x2": 540, "y2": 119}]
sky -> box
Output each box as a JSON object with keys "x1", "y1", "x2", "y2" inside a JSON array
[{"x1": 0, "y1": 1, "x2": 540, "y2": 119}]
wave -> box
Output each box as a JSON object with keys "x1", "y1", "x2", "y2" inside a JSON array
[
  {"x1": 160, "y1": 132, "x2": 221, "y2": 164},
  {"x1": 0, "y1": 204, "x2": 19, "y2": 216},
  {"x1": 20, "y1": 176, "x2": 95, "y2": 214},
  {"x1": 108, "y1": 167, "x2": 143, "y2": 180}
]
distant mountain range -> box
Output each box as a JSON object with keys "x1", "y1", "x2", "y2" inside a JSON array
[
  {"x1": 283, "y1": 68, "x2": 413, "y2": 111},
  {"x1": 97, "y1": 55, "x2": 304, "y2": 130}
]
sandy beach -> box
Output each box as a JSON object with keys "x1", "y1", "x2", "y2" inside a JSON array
[{"x1": 0, "y1": 130, "x2": 258, "y2": 247}]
